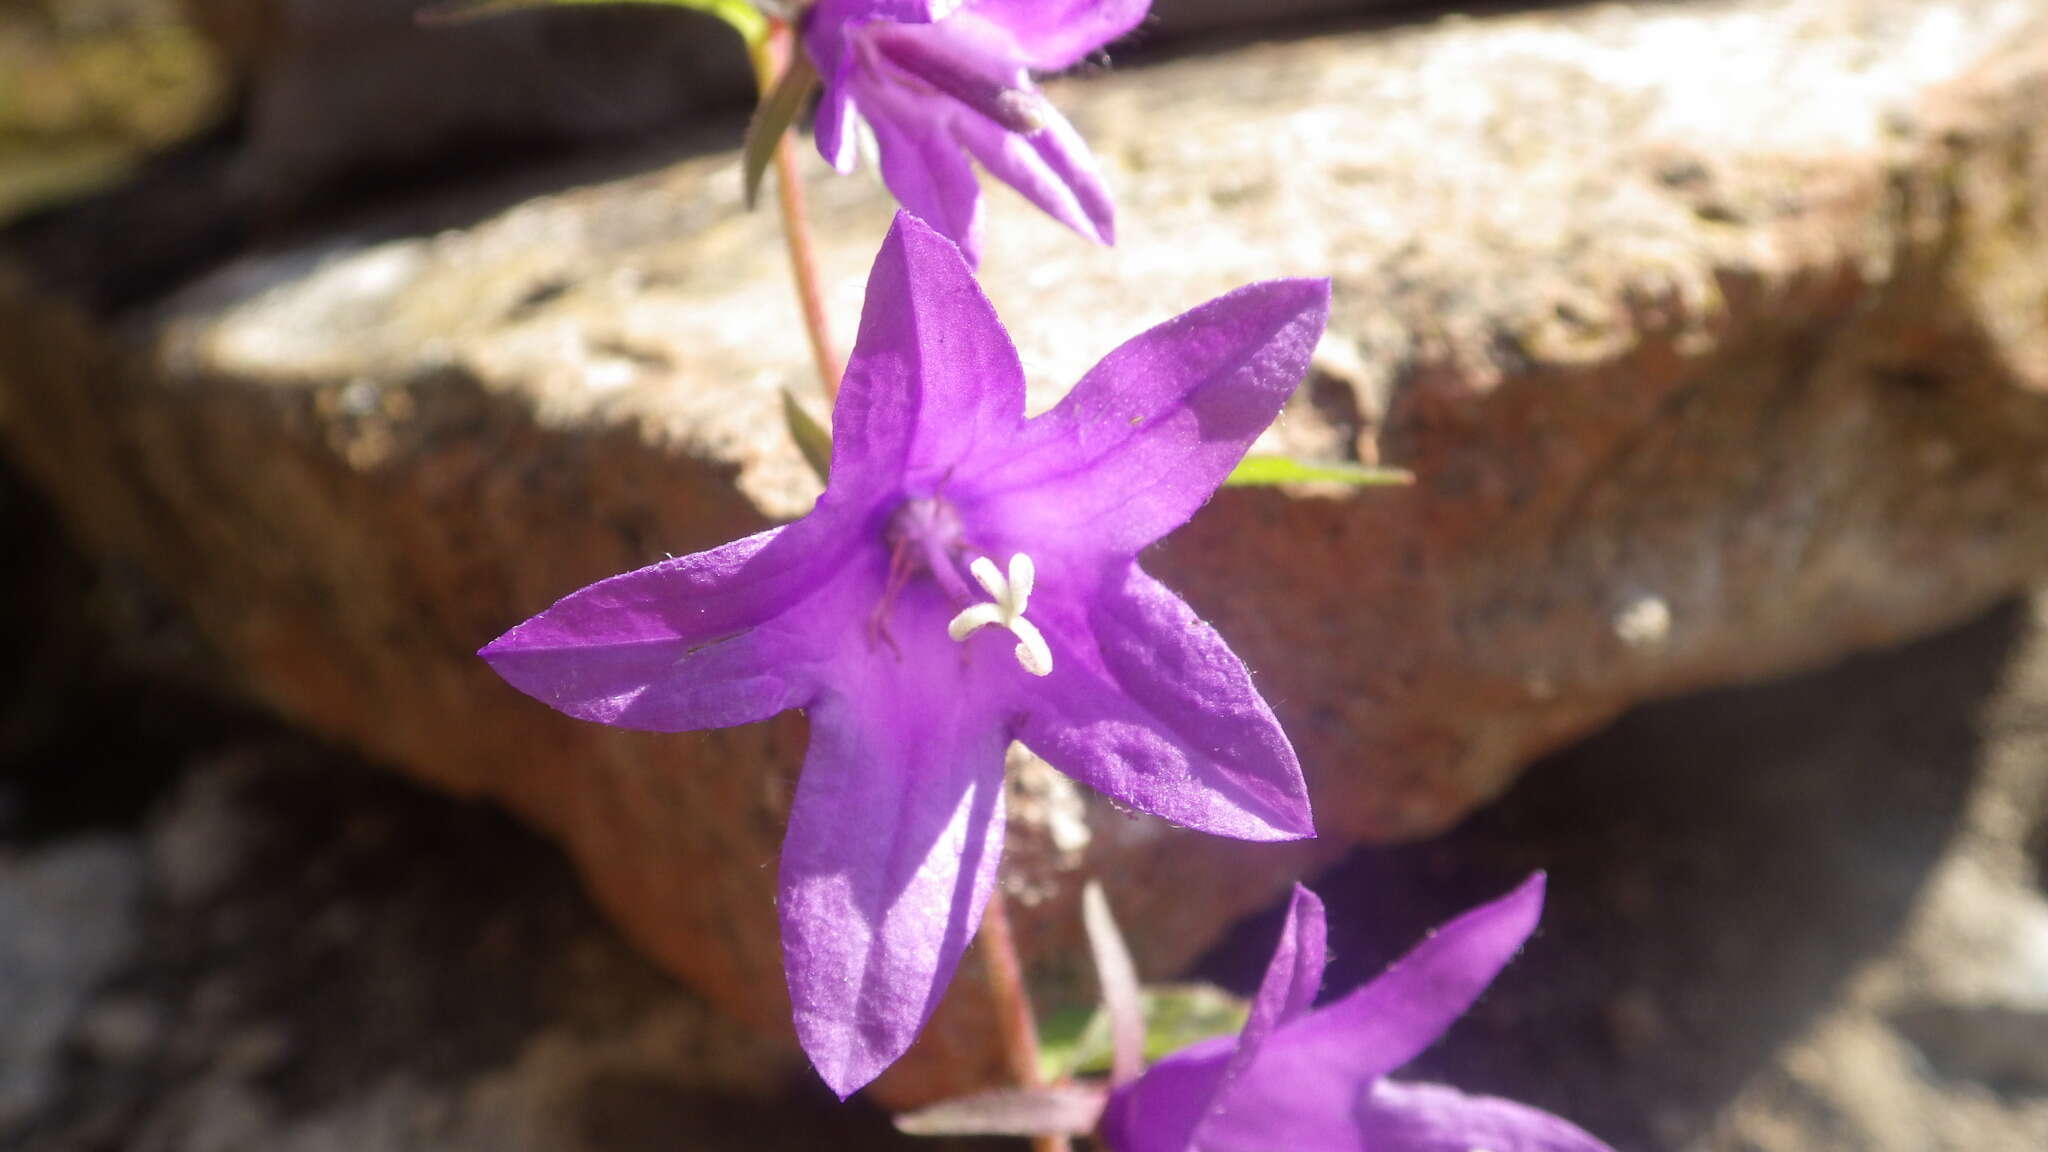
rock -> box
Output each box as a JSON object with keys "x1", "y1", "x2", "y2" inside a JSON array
[
  {"x1": 0, "y1": 838, "x2": 144, "y2": 1136},
  {"x1": 149, "y1": 753, "x2": 259, "y2": 904},
  {"x1": 1880, "y1": 849, "x2": 2048, "y2": 1093},
  {"x1": 8, "y1": 0, "x2": 2048, "y2": 1107},
  {"x1": 13, "y1": 747, "x2": 833, "y2": 1152},
  {"x1": 1891, "y1": 1003, "x2": 2048, "y2": 1094},
  {"x1": 1282, "y1": 595, "x2": 2048, "y2": 1150},
  {"x1": 178, "y1": 0, "x2": 756, "y2": 200},
  {"x1": 75, "y1": 995, "x2": 167, "y2": 1066}
]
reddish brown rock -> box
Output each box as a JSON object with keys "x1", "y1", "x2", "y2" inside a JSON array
[{"x1": 8, "y1": 0, "x2": 2048, "y2": 1108}]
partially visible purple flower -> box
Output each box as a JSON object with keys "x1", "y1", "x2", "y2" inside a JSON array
[
  {"x1": 1100, "y1": 875, "x2": 1615, "y2": 1152},
  {"x1": 481, "y1": 211, "x2": 1324, "y2": 1097},
  {"x1": 803, "y1": 0, "x2": 1148, "y2": 264}
]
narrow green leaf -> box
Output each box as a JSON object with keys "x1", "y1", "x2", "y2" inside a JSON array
[
  {"x1": 1223, "y1": 455, "x2": 1415, "y2": 488},
  {"x1": 417, "y1": 0, "x2": 768, "y2": 48},
  {"x1": 782, "y1": 388, "x2": 832, "y2": 482},
  {"x1": 743, "y1": 50, "x2": 820, "y2": 209}
]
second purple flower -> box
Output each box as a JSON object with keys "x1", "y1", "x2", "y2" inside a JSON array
[
  {"x1": 802, "y1": 0, "x2": 1149, "y2": 264},
  {"x1": 1101, "y1": 876, "x2": 1616, "y2": 1152}
]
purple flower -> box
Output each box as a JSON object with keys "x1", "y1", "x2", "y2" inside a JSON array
[
  {"x1": 803, "y1": 0, "x2": 1148, "y2": 264},
  {"x1": 1100, "y1": 875, "x2": 1615, "y2": 1152},
  {"x1": 480, "y1": 211, "x2": 1324, "y2": 1096}
]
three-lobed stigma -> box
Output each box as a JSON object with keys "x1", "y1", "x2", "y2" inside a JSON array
[{"x1": 947, "y1": 553, "x2": 1053, "y2": 676}]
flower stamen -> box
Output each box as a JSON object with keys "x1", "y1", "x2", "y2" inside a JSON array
[{"x1": 946, "y1": 553, "x2": 1052, "y2": 676}]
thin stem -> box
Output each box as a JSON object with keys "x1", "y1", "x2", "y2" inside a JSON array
[
  {"x1": 980, "y1": 890, "x2": 1072, "y2": 1152},
  {"x1": 775, "y1": 134, "x2": 843, "y2": 400},
  {"x1": 754, "y1": 22, "x2": 844, "y2": 401}
]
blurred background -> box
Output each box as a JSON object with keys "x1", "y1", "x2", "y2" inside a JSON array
[{"x1": 3, "y1": 0, "x2": 2047, "y2": 1149}]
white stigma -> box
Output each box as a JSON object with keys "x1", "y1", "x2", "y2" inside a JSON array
[{"x1": 946, "y1": 553, "x2": 1052, "y2": 676}]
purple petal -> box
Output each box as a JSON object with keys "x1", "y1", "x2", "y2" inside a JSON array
[
  {"x1": 831, "y1": 212, "x2": 1025, "y2": 505},
  {"x1": 820, "y1": 0, "x2": 959, "y2": 24},
  {"x1": 1277, "y1": 873, "x2": 1546, "y2": 1077},
  {"x1": 973, "y1": 0, "x2": 1151, "y2": 71},
  {"x1": 1237, "y1": 885, "x2": 1330, "y2": 1053},
  {"x1": 860, "y1": 91, "x2": 988, "y2": 264},
  {"x1": 1196, "y1": 875, "x2": 1549, "y2": 1146},
  {"x1": 1013, "y1": 563, "x2": 1312, "y2": 841},
  {"x1": 479, "y1": 522, "x2": 852, "y2": 731},
  {"x1": 779, "y1": 664, "x2": 1010, "y2": 1098},
  {"x1": 869, "y1": 18, "x2": 1046, "y2": 134},
  {"x1": 982, "y1": 279, "x2": 1331, "y2": 557},
  {"x1": 806, "y1": 1, "x2": 973, "y2": 74},
  {"x1": 1098, "y1": 1036, "x2": 1235, "y2": 1152},
  {"x1": 1075, "y1": 881, "x2": 1324, "y2": 1152},
  {"x1": 953, "y1": 103, "x2": 1113, "y2": 245},
  {"x1": 1355, "y1": 1080, "x2": 1617, "y2": 1152},
  {"x1": 1163, "y1": 887, "x2": 1335, "y2": 1150},
  {"x1": 804, "y1": 0, "x2": 959, "y2": 160},
  {"x1": 814, "y1": 78, "x2": 861, "y2": 173}
]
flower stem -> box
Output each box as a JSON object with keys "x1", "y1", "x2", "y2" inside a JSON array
[
  {"x1": 979, "y1": 890, "x2": 1073, "y2": 1152},
  {"x1": 753, "y1": 22, "x2": 844, "y2": 402}
]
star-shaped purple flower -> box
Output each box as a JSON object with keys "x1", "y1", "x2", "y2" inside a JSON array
[
  {"x1": 481, "y1": 211, "x2": 1324, "y2": 1096},
  {"x1": 1100, "y1": 875, "x2": 1615, "y2": 1152},
  {"x1": 803, "y1": 0, "x2": 1148, "y2": 264}
]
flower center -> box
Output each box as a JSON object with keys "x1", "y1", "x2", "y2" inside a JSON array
[
  {"x1": 884, "y1": 495, "x2": 972, "y2": 602},
  {"x1": 876, "y1": 497, "x2": 1052, "y2": 676}
]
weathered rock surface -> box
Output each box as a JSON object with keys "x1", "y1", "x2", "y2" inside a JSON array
[
  {"x1": 1287, "y1": 595, "x2": 2048, "y2": 1151},
  {"x1": 4, "y1": 741, "x2": 925, "y2": 1152},
  {"x1": 0, "y1": 838, "x2": 143, "y2": 1133},
  {"x1": 7, "y1": 0, "x2": 2048, "y2": 1106}
]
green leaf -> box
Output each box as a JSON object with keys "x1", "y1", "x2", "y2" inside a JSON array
[
  {"x1": 782, "y1": 388, "x2": 832, "y2": 482},
  {"x1": 1223, "y1": 455, "x2": 1415, "y2": 488},
  {"x1": 417, "y1": 0, "x2": 768, "y2": 48},
  {"x1": 1034, "y1": 1003, "x2": 1099, "y2": 1083},
  {"x1": 744, "y1": 51, "x2": 820, "y2": 209},
  {"x1": 1037, "y1": 983, "x2": 1251, "y2": 1082}
]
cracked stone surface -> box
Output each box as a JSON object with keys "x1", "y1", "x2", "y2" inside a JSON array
[{"x1": 6, "y1": 0, "x2": 2048, "y2": 1105}]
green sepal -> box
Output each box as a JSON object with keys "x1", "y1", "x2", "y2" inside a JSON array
[
  {"x1": 416, "y1": 0, "x2": 769, "y2": 48},
  {"x1": 782, "y1": 388, "x2": 833, "y2": 482},
  {"x1": 1036, "y1": 983, "x2": 1251, "y2": 1082},
  {"x1": 1223, "y1": 455, "x2": 1415, "y2": 488}
]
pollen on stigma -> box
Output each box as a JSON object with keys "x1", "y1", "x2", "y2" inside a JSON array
[{"x1": 947, "y1": 553, "x2": 1053, "y2": 677}]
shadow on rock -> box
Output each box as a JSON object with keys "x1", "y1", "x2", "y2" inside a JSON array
[{"x1": 1202, "y1": 600, "x2": 2021, "y2": 1150}]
